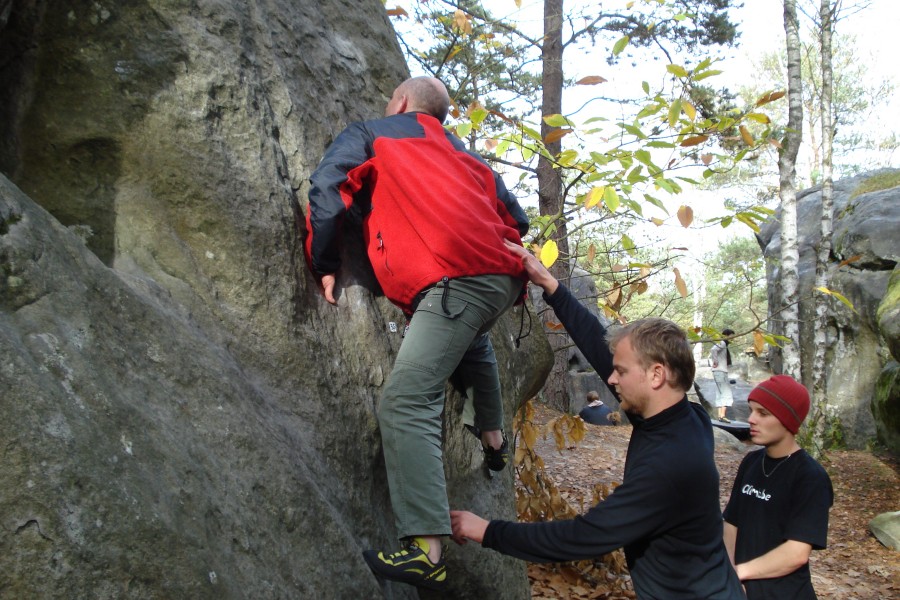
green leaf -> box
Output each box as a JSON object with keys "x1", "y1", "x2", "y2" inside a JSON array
[
  {"x1": 543, "y1": 113, "x2": 572, "y2": 127},
  {"x1": 623, "y1": 198, "x2": 643, "y2": 216},
  {"x1": 456, "y1": 122, "x2": 472, "y2": 138},
  {"x1": 666, "y1": 64, "x2": 688, "y2": 78},
  {"x1": 642, "y1": 193, "x2": 669, "y2": 214},
  {"x1": 692, "y1": 69, "x2": 722, "y2": 82},
  {"x1": 646, "y1": 141, "x2": 676, "y2": 149},
  {"x1": 642, "y1": 81, "x2": 650, "y2": 94},
  {"x1": 522, "y1": 125, "x2": 542, "y2": 142},
  {"x1": 469, "y1": 108, "x2": 488, "y2": 126},
  {"x1": 668, "y1": 99, "x2": 682, "y2": 128},
  {"x1": 623, "y1": 123, "x2": 647, "y2": 139},
  {"x1": 495, "y1": 139, "x2": 511, "y2": 156},
  {"x1": 735, "y1": 213, "x2": 761, "y2": 233},
  {"x1": 634, "y1": 149, "x2": 652, "y2": 165},
  {"x1": 613, "y1": 35, "x2": 630, "y2": 56},
  {"x1": 558, "y1": 149, "x2": 579, "y2": 166},
  {"x1": 627, "y1": 165, "x2": 645, "y2": 183},
  {"x1": 604, "y1": 187, "x2": 620, "y2": 212},
  {"x1": 620, "y1": 234, "x2": 635, "y2": 253},
  {"x1": 719, "y1": 215, "x2": 733, "y2": 228}
]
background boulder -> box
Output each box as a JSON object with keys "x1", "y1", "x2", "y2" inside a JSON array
[
  {"x1": 0, "y1": 1, "x2": 552, "y2": 597},
  {"x1": 757, "y1": 170, "x2": 900, "y2": 449}
]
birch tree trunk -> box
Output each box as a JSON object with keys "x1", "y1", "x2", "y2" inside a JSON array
[
  {"x1": 778, "y1": 0, "x2": 804, "y2": 381},
  {"x1": 537, "y1": 0, "x2": 573, "y2": 412},
  {"x1": 810, "y1": 0, "x2": 837, "y2": 455}
]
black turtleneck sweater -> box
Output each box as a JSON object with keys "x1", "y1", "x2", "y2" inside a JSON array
[{"x1": 482, "y1": 284, "x2": 743, "y2": 600}]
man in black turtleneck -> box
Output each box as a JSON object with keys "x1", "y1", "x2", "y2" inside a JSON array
[{"x1": 450, "y1": 241, "x2": 744, "y2": 600}]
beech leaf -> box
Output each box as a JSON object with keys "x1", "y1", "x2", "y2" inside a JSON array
[
  {"x1": 543, "y1": 128, "x2": 572, "y2": 144},
  {"x1": 677, "y1": 205, "x2": 694, "y2": 228},
  {"x1": 576, "y1": 75, "x2": 608, "y2": 85},
  {"x1": 585, "y1": 186, "x2": 604, "y2": 209},
  {"x1": 540, "y1": 239, "x2": 559, "y2": 268},
  {"x1": 674, "y1": 268, "x2": 688, "y2": 299},
  {"x1": 680, "y1": 134, "x2": 708, "y2": 147}
]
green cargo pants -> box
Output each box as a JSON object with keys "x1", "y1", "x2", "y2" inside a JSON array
[{"x1": 378, "y1": 274, "x2": 522, "y2": 539}]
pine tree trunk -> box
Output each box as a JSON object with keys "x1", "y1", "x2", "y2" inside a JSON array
[
  {"x1": 537, "y1": 0, "x2": 573, "y2": 412},
  {"x1": 810, "y1": 0, "x2": 837, "y2": 456},
  {"x1": 778, "y1": 0, "x2": 804, "y2": 381}
]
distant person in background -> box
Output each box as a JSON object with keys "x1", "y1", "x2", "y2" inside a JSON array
[
  {"x1": 723, "y1": 375, "x2": 833, "y2": 599},
  {"x1": 710, "y1": 328, "x2": 735, "y2": 422},
  {"x1": 578, "y1": 391, "x2": 618, "y2": 426}
]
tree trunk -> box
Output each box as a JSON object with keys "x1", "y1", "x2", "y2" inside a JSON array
[
  {"x1": 777, "y1": 0, "x2": 804, "y2": 381},
  {"x1": 537, "y1": 0, "x2": 573, "y2": 412},
  {"x1": 810, "y1": 0, "x2": 837, "y2": 456}
]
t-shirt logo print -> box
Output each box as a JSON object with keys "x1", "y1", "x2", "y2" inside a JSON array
[{"x1": 741, "y1": 484, "x2": 772, "y2": 501}]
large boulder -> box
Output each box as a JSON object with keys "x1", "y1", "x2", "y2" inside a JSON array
[
  {"x1": 0, "y1": 1, "x2": 552, "y2": 598},
  {"x1": 757, "y1": 170, "x2": 900, "y2": 448}
]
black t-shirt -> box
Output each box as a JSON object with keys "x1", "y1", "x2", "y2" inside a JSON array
[{"x1": 723, "y1": 448, "x2": 833, "y2": 600}]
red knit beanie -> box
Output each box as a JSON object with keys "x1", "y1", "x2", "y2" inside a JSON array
[{"x1": 747, "y1": 375, "x2": 810, "y2": 434}]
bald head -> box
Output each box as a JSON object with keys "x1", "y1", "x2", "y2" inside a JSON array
[{"x1": 385, "y1": 77, "x2": 451, "y2": 123}]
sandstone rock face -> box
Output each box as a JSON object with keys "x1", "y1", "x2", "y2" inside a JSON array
[
  {"x1": 0, "y1": 2, "x2": 552, "y2": 598},
  {"x1": 528, "y1": 266, "x2": 625, "y2": 419},
  {"x1": 757, "y1": 170, "x2": 900, "y2": 449}
]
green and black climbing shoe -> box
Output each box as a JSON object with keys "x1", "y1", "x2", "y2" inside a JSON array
[
  {"x1": 483, "y1": 434, "x2": 510, "y2": 472},
  {"x1": 362, "y1": 537, "x2": 447, "y2": 591}
]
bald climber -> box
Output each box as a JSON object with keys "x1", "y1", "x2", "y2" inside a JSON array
[{"x1": 305, "y1": 76, "x2": 529, "y2": 591}]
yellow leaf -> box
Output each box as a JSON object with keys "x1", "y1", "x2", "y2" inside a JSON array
[
  {"x1": 755, "y1": 90, "x2": 786, "y2": 107},
  {"x1": 586, "y1": 243, "x2": 596, "y2": 264},
  {"x1": 674, "y1": 268, "x2": 688, "y2": 298},
  {"x1": 680, "y1": 134, "x2": 708, "y2": 147},
  {"x1": 739, "y1": 125, "x2": 754, "y2": 146},
  {"x1": 677, "y1": 205, "x2": 694, "y2": 228},
  {"x1": 453, "y1": 9, "x2": 472, "y2": 34},
  {"x1": 485, "y1": 138, "x2": 498, "y2": 151},
  {"x1": 585, "y1": 186, "x2": 604, "y2": 209},
  {"x1": 606, "y1": 287, "x2": 621, "y2": 309},
  {"x1": 386, "y1": 7, "x2": 408, "y2": 17},
  {"x1": 540, "y1": 239, "x2": 559, "y2": 268},
  {"x1": 543, "y1": 128, "x2": 572, "y2": 144},
  {"x1": 683, "y1": 101, "x2": 697, "y2": 121},
  {"x1": 515, "y1": 0, "x2": 522, "y2": 7},
  {"x1": 651, "y1": 217, "x2": 664, "y2": 226},
  {"x1": 745, "y1": 112, "x2": 771, "y2": 124},
  {"x1": 576, "y1": 75, "x2": 608, "y2": 85},
  {"x1": 753, "y1": 331, "x2": 766, "y2": 355}
]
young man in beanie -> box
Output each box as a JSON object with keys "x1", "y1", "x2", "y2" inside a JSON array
[{"x1": 723, "y1": 374, "x2": 834, "y2": 599}]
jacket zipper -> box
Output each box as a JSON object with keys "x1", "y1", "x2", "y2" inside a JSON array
[{"x1": 377, "y1": 232, "x2": 394, "y2": 275}]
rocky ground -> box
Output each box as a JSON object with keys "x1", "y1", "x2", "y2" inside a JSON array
[{"x1": 523, "y1": 402, "x2": 900, "y2": 600}]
